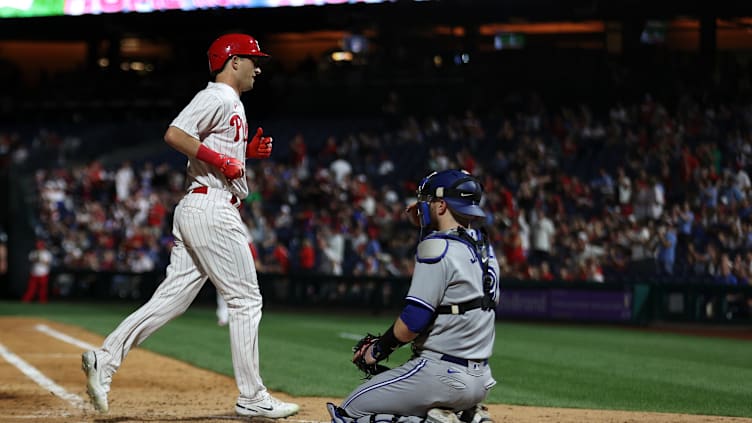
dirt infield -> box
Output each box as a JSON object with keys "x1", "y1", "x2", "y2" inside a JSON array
[{"x1": 1, "y1": 317, "x2": 750, "y2": 423}]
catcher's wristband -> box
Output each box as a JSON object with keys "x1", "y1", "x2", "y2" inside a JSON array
[{"x1": 372, "y1": 324, "x2": 405, "y2": 361}]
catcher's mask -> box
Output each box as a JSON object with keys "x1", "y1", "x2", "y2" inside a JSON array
[
  {"x1": 416, "y1": 169, "x2": 485, "y2": 229},
  {"x1": 207, "y1": 33, "x2": 270, "y2": 74}
]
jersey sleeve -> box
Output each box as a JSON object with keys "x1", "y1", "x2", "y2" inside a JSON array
[
  {"x1": 170, "y1": 91, "x2": 223, "y2": 140},
  {"x1": 405, "y1": 259, "x2": 447, "y2": 313}
]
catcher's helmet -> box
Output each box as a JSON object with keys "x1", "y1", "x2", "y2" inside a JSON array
[
  {"x1": 207, "y1": 33, "x2": 270, "y2": 73},
  {"x1": 416, "y1": 169, "x2": 485, "y2": 228}
]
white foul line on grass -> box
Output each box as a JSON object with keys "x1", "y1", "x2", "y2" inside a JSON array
[
  {"x1": 35, "y1": 324, "x2": 97, "y2": 351},
  {"x1": 338, "y1": 332, "x2": 364, "y2": 341},
  {"x1": 0, "y1": 342, "x2": 87, "y2": 409}
]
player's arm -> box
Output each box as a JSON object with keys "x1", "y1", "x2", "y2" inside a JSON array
[
  {"x1": 361, "y1": 300, "x2": 432, "y2": 365},
  {"x1": 164, "y1": 126, "x2": 201, "y2": 158},
  {"x1": 164, "y1": 126, "x2": 244, "y2": 180}
]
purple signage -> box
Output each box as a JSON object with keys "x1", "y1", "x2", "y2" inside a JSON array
[{"x1": 497, "y1": 288, "x2": 632, "y2": 321}]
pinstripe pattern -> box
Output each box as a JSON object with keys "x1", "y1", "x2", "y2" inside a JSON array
[
  {"x1": 93, "y1": 80, "x2": 272, "y2": 408},
  {"x1": 171, "y1": 82, "x2": 250, "y2": 199}
]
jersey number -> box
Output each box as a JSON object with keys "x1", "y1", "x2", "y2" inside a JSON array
[{"x1": 230, "y1": 114, "x2": 247, "y2": 143}]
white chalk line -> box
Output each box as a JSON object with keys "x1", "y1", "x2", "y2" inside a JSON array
[
  {"x1": 338, "y1": 332, "x2": 364, "y2": 341},
  {"x1": 0, "y1": 342, "x2": 87, "y2": 410},
  {"x1": 35, "y1": 323, "x2": 98, "y2": 351},
  {"x1": 29, "y1": 323, "x2": 330, "y2": 422}
]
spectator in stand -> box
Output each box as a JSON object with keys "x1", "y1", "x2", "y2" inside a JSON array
[
  {"x1": 298, "y1": 237, "x2": 316, "y2": 273},
  {"x1": 627, "y1": 216, "x2": 653, "y2": 276},
  {"x1": 318, "y1": 224, "x2": 344, "y2": 275},
  {"x1": 529, "y1": 207, "x2": 555, "y2": 267},
  {"x1": 735, "y1": 164, "x2": 751, "y2": 193},
  {"x1": 720, "y1": 171, "x2": 745, "y2": 209},
  {"x1": 575, "y1": 231, "x2": 605, "y2": 265},
  {"x1": 21, "y1": 240, "x2": 53, "y2": 303},
  {"x1": 699, "y1": 174, "x2": 719, "y2": 210},
  {"x1": 715, "y1": 253, "x2": 738, "y2": 285},
  {"x1": 516, "y1": 211, "x2": 530, "y2": 261},
  {"x1": 271, "y1": 240, "x2": 290, "y2": 274},
  {"x1": 656, "y1": 218, "x2": 678, "y2": 276},
  {"x1": 648, "y1": 176, "x2": 665, "y2": 221},
  {"x1": 114, "y1": 160, "x2": 135, "y2": 203},
  {"x1": 539, "y1": 261, "x2": 555, "y2": 281},
  {"x1": 673, "y1": 202, "x2": 694, "y2": 255},
  {"x1": 330, "y1": 152, "x2": 352, "y2": 188},
  {"x1": 503, "y1": 223, "x2": 526, "y2": 278},
  {"x1": 733, "y1": 254, "x2": 750, "y2": 286},
  {"x1": 616, "y1": 166, "x2": 632, "y2": 216},
  {"x1": 582, "y1": 257, "x2": 604, "y2": 282},
  {"x1": 590, "y1": 167, "x2": 615, "y2": 207}
]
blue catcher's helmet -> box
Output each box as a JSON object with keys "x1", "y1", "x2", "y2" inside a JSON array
[{"x1": 416, "y1": 169, "x2": 485, "y2": 228}]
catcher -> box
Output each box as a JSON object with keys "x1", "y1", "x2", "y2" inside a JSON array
[{"x1": 327, "y1": 169, "x2": 500, "y2": 423}]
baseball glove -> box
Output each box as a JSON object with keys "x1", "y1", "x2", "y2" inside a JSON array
[{"x1": 352, "y1": 333, "x2": 390, "y2": 379}]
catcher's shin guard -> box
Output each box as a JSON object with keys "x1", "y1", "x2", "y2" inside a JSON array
[
  {"x1": 326, "y1": 403, "x2": 425, "y2": 423},
  {"x1": 459, "y1": 404, "x2": 493, "y2": 423}
]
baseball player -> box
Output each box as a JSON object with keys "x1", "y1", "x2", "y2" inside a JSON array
[
  {"x1": 81, "y1": 33, "x2": 299, "y2": 418},
  {"x1": 328, "y1": 169, "x2": 500, "y2": 423}
]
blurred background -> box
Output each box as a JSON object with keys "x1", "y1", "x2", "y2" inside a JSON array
[{"x1": 1, "y1": 0, "x2": 751, "y2": 325}]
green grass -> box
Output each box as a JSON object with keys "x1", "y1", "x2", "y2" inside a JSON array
[{"x1": 1, "y1": 300, "x2": 751, "y2": 417}]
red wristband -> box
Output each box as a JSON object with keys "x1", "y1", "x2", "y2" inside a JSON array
[{"x1": 196, "y1": 144, "x2": 222, "y2": 167}]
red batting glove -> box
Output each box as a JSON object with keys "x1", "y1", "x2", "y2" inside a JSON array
[
  {"x1": 217, "y1": 156, "x2": 245, "y2": 180},
  {"x1": 247, "y1": 127, "x2": 273, "y2": 159},
  {"x1": 196, "y1": 144, "x2": 245, "y2": 180}
]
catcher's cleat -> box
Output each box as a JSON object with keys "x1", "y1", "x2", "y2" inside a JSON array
[
  {"x1": 326, "y1": 402, "x2": 350, "y2": 423},
  {"x1": 426, "y1": 408, "x2": 461, "y2": 423},
  {"x1": 81, "y1": 350, "x2": 110, "y2": 413},
  {"x1": 461, "y1": 404, "x2": 493, "y2": 423},
  {"x1": 236, "y1": 395, "x2": 300, "y2": 419}
]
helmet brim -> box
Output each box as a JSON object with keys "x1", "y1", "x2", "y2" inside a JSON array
[{"x1": 444, "y1": 198, "x2": 486, "y2": 218}]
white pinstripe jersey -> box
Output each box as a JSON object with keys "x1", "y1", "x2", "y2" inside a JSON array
[{"x1": 170, "y1": 82, "x2": 249, "y2": 199}]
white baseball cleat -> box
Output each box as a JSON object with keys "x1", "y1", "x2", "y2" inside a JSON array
[
  {"x1": 81, "y1": 350, "x2": 110, "y2": 413},
  {"x1": 426, "y1": 408, "x2": 461, "y2": 423},
  {"x1": 235, "y1": 395, "x2": 300, "y2": 419}
]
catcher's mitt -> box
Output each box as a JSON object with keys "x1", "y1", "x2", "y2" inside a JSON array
[{"x1": 352, "y1": 333, "x2": 390, "y2": 379}]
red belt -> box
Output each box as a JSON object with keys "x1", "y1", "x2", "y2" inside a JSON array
[{"x1": 190, "y1": 186, "x2": 240, "y2": 207}]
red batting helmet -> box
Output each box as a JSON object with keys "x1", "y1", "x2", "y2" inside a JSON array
[{"x1": 207, "y1": 33, "x2": 270, "y2": 73}]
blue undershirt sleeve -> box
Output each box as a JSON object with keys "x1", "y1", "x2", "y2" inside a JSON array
[{"x1": 400, "y1": 301, "x2": 434, "y2": 333}]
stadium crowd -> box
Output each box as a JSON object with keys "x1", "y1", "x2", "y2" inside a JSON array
[{"x1": 4, "y1": 89, "x2": 752, "y2": 287}]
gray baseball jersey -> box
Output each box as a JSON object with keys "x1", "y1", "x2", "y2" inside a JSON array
[
  {"x1": 340, "y1": 227, "x2": 500, "y2": 418},
  {"x1": 93, "y1": 81, "x2": 273, "y2": 408}
]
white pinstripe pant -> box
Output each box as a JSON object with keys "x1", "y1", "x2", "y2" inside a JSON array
[{"x1": 98, "y1": 187, "x2": 269, "y2": 405}]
